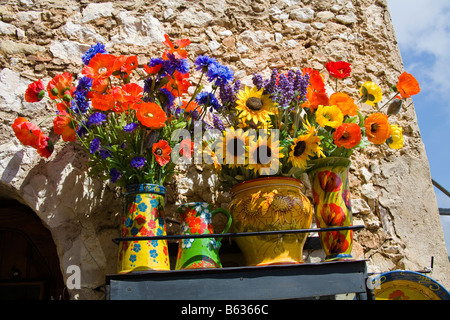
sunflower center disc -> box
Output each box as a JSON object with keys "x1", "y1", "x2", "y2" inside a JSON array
[
  {"x1": 293, "y1": 141, "x2": 306, "y2": 157},
  {"x1": 246, "y1": 97, "x2": 263, "y2": 111}
]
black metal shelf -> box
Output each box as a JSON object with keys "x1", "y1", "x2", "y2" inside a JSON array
[
  {"x1": 112, "y1": 225, "x2": 364, "y2": 244},
  {"x1": 105, "y1": 260, "x2": 372, "y2": 300}
]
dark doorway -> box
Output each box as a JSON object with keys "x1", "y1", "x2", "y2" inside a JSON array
[{"x1": 0, "y1": 200, "x2": 68, "y2": 300}]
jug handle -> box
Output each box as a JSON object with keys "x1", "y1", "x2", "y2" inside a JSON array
[{"x1": 211, "y1": 208, "x2": 232, "y2": 243}]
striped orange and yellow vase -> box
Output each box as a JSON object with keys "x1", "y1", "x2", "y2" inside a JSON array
[
  {"x1": 307, "y1": 157, "x2": 354, "y2": 261},
  {"x1": 117, "y1": 184, "x2": 170, "y2": 274}
]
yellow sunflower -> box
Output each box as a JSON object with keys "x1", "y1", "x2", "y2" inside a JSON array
[
  {"x1": 215, "y1": 127, "x2": 249, "y2": 167},
  {"x1": 247, "y1": 134, "x2": 284, "y2": 176},
  {"x1": 289, "y1": 122, "x2": 324, "y2": 168},
  {"x1": 202, "y1": 144, "x2": 221, "y2": 170},
  {"x1": 316, "y1": 105, "x2": 344, "y2": 128},
  {"x1": 235, "y1": 86, "x2": 276, "y2": 126}
]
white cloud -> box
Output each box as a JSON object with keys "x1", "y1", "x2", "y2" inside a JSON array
[{"x1": 387, "y1": 0, "x2": 450, "y2": 94}]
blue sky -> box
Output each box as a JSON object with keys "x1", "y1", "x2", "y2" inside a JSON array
[{"x1": 387, "y1": 0, "x2": 450, "y2": 254}]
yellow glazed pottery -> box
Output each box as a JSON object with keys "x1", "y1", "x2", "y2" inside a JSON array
[
  {"x1": 117, "y1": 184, "x2": 170, "y2": 274},
  {"x1": 228, "y1": 177, "x2": 313, "y2": 266}
]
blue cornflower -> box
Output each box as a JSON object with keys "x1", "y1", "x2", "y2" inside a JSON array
[
  {"x1": 89, "y1": 138, "x2": 100, "y2": 154},
  {"x1": 157, "y1": 88, "x2": 175, "y2": 110},
  {"x1": 163, "y1": 53, "x2": 190, "y2": 75},
  {"x1": 81, "y1": 43, "x2": 107, "y2": 65},
  {"x1": 76, "y1": 121, "x2": 88, "y2": 137},
  {"x1": 131, "y1": 156, "x2": 146, "y2": 169},
  {"x1": 195, "y1": 91, "x2": 221, "y2": 111},
  {"x1": 87, "y1": 112, "x2": 106, "y2": 127},
  {"x1": 123, "y1": 123, "x2": 138, "y2": 132},
  {"x1": 109, "y1": 168, "x2": 122, "y2": 183},
  {"x1": 71, "y1": 76, "x2": 92, "y2": 114},
  {"x1": 194, "y1": 55, "x2": 217, "y2": 72},
  {"x1": 206, "y1": 61, "x2": 234, "y2": 86}
]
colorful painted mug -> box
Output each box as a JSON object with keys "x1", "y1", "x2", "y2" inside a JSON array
[{"x1": 175, "y1": 202, "x2": 232, "y2": 270}]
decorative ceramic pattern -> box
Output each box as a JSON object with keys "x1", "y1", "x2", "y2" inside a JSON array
[
  {"x1": 117, "y1": 184, "x2": 170, "y2": 273},
  {"x1": 175, "y1": 202, "x2": 231, "y2": 270},
  {"x1": 307, "y1": 157, "x2": 353, "y2": 261},
  {"x1": 373, "y1": 271, "x2": 450, "y2": 300},
  {"x1": 228, "y1": 177, "x2": 313, "y2": 266}
]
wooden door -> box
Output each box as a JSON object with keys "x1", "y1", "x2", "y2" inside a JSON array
[{"x1": 0, "y1": 200, "x2": 68, "y2": 300}]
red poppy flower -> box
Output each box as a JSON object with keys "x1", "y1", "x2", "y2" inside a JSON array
[
  {"x1": 90, "y1": 91, "x2": 116, "y2": 111},
  {"x1": 112, "y1": 83, "x2": 143, "y2": 111},
  {"x1": 144, "y1": 63, "x2": 162, "y2": 75},
  {"x1": 47, "y1": 72, "x2": 73, "y2": 100},
  {"x1": 318, "y1": 170, "x2": 342, "y2": 192},
  {"x1": 111, "y1": 55, "x2": 138, "y2": 79},
  {"x1": 333, "y1": 123, "x2": 362, "y2": 149},
  {"x1": 302, "y1": 68, "x2": 326, "y2": 93},
  {"x1": 12, "y1": 117, "x2": 53, "y2": 158},
  {"x1": 136, "y1": 102, "x2": 167, "y2": 129},
  {"x1": 326, "y1": 61, "x2": 352, "y2": 79},
  {"x1": 320, "y1": 203, "x2": 346, "y2": 227},
  {"x1": 179, "y1": 138, "x2": 194, "y2": 158},
  {"x1": 25, "y1": 79, "x2": 46, "y2": 102},
  {"x1": 152, "y1": 140, "x2": 171, "y2": 166},
  {"x1": 163, "y1": 71, "x2": 191, "y2": 97},
  {"x1": 82, "y1": 53, "x2": 116, "y2": 79},
  {"x1": 396, "y1": 72, "x2": 420, "y2": 98},
  {"x1": 303, "y1": 87, "x2": 329, "y2": 113},
  {"x1": 162, "y1": 34, "x2": 191, "y2": 59},
  {"x1": 12, "y1": 117, "x2": 43, "y2": 147},
  {"x1": 53, "y1": 111, "x2": 77, "y2": 142}
]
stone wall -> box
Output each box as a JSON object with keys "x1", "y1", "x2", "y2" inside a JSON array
[{"x1": 0, "y1": 0, "x2": 448, "y2": 299}]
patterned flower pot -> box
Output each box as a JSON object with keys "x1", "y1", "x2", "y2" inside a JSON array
[
  {"x1": 228, "y1": 177, "x2": 313, "y2": 266},
  {"x1": 175, "y1": 202, "x2": 232, "y2": 270},
  {"x1": 306, "y1": 157, "x2": 353, "y2": 261},
  {"x1": 117, "y1": 184, "x2": 170, "y2": 274}
]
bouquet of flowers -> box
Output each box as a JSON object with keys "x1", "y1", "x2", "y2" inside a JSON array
[
  {"x1": 201, "y1": 60, "x2": 420, "y2": 189},
  {"x1": 11, "y1": 35, "x2": 235, "y2": 188}
]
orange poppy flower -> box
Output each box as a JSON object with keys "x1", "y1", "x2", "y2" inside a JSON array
[
  {"x1": 90, "y1": 91, "x2": 116, "y2": 111},
  {"x1": 303, "y1": 87, "x2": 329, "y2": 113},
  {"x1": 112, "y1": 83, "x2": 143, "y2": 111},
  {"x1": 329, "y1": 92, "x2": 359, "y2": 116},
  {"x1": 111, "y1": 55, "x2": 138, "y2": 79},
  {"x1": 326, "y1": 61, "x2": 352, "y2": 79},
  {"x1": 53, "y1": 111, "x2": 77, "y2": 142},
  {"x1": 144, "y1": 63, "x2": 162, "y2": 75},
  {"x1": 333, "y1": 123, "x2": 361, "y2": 149},
  {"x1": 25, "y1": 79, "x2": 46, "y2": 102},
  {"x1": 82, "y1": 53, "x2": 116, "y2": 79},
  {"x1": 136, "y1": 102, "x2": 167, "y2": 129},
  {"x1": 396, "y1": 72, "x2": 421, "y2": 98},
  {"x1": 179, "y1": 138, "x2": 194, "y2": 159},
  {"x1": 303, "y1": 68, "x2": 326, "y2": 93},
  {"x1": 364, "y1": 113, "x2": 391, "y2": 144},
  {"x1": 91, "y1": 76, "x2": 110, "y2": 93},
  {"x1": 163, "y1": 71, "x2": 191, "y2": 97},
  {"x1": 12, "y1": 117, "x2": 42, "y2": 147},
  {"x1": 36, "y1": 137, "x2": 53, "y2": 159},
  {"x1": 152, "y1": 139, "x2": 171, "y2": 166},
  {"x1": 47, "y1": 72, "x2": 73, "y2": 100},
  {"x1": 162, "y1": 34, "x2": 191, "y2": 60}
]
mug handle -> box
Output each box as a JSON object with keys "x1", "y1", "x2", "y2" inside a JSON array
[{"x1": 211, "y1": 207, "x2": 232, "y2": 243}]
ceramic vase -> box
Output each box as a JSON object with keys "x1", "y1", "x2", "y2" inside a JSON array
[
  {"x1": 228, "y1": 177, "x2": 313, "y2": 266},
  {"x1": 117, "y1": 184, "x2": 170, "y2": 273},
  {"x1": 175, "y1": 202, "x2": 232, "y2": 270},
  {"x1": 306, "y1": 157, "x2": 354, "y2": 261}
]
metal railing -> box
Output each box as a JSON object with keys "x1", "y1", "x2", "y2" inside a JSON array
[{"x1": 432, "y1": 179, "x2": 450, "y2": 216}]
